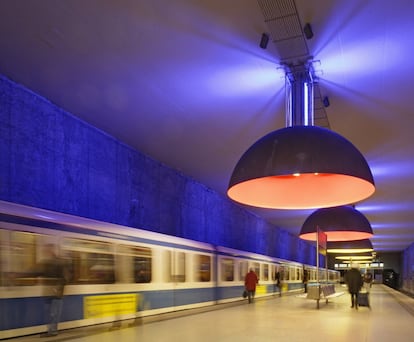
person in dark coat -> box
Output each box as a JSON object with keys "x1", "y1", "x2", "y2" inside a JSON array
[
  {"x1": 275, "y1": 270, "x2": 282, "y2": 297},
  {"x1": 345, "y1": 264, "x2": 363, "y2": 310},
  {"x1": 303, "y1": 269, "x2": 308, "y2": 293},
  {"x1": 38, "y1": 244, "x2": 69, "y2": 337},
  {"x1": 244, "y1": 268, "x2": 259, "y2": 304}
]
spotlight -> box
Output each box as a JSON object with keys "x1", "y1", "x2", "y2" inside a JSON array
[
  {"x1": 323, "y1": 96, "x2": 330, "y2": 107},
  {"x1": 260, "y1": 33, "x2": 269, "y2": 49},
  {"x1": 303, "y1": 23, "x2": 313, "y2": 40}
]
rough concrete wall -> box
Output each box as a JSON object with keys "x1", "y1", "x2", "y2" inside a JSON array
[
  {"x1": 0, "y1": 74, "x2": 316, "y2": 264},
  {"x1": 402, "y1": 244, "x2": 414, "y2": 295}
]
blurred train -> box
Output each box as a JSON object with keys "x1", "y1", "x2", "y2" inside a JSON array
[{"x1": 0, "y1": 200, "x2": 340, "y2": 339}]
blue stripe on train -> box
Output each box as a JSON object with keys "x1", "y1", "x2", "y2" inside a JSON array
[
  {"x1": 1, "y1": 288, "x2": 217, "y2": 330},
  {"x1": 0, "y1": 285, "x2": 285, "y2": 331},
  {"x1": 0, "y1": 296, "x2": 83, "y2": 330},
  {"x1": 140, "y1": 287, "x2": 216, "y2": 309}
]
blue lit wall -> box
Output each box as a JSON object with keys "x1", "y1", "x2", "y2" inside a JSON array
[
  {"x1": 402, "y1": 246, "x2": 414, "y2": 296},
  {"x1": 0, "y1": 74, "x2": 316, "y2": 264}
]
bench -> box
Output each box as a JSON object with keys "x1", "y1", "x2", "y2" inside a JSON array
[
  {"x1": 306, "y1": 284, "x2": 344, "y2": 309},
  {"x1": 322, "y1": 284, "x2": 344, "y2": 299}
]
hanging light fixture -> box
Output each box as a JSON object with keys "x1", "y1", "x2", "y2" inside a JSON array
[
  {"x1": 227, "y1": 63, "x2": 375, "y2": 209},
  {"x1": 299, "y1": 205, "x2": 373, "y2": 242},
  {"x1": 327, "y1": 239, "x2": 373, "y2": 254}
]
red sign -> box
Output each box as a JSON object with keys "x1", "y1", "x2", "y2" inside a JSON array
[{"x1": 317, "y1": 226, "x2": 327, "y2": 256}]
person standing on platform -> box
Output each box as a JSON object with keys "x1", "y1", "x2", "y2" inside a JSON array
[
  {"x1": 303, "y1": 269, "x2": 308, "y2": 293},
  {"x1": 244, "y1": 268, "x2": 259, "y2": 304},
  {"x1": 38, "y1": 244, "x2": 69, "y2": 337},
  {"x1": 363, "y1": 271, "x2": 373, "y2": 293},
  {"x1": 275, "y1": 270, "x2": 282, "y2": 297},
  {"x1": 345, "y1": 264, "x2": 363, "y2": 310}
]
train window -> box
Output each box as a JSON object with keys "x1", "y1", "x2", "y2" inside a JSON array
[
  {"x1": 271, "y1": 264, "x2": 279, "y2": 281},
  {"x1": 280, "y1": 265, "x2": 288, "y2": 281},
  {"x1": 62, "y1": 238, "x2": 115, "y2": 284},
  {"x1": 0, "y1": 230, "x2": 38, "y2": 286},
  {"x1": 278, "y1": 266, "x2": 283, "y2": 281},
  {"x1": 117, "y1": 245, "x2": 152, "y2": 283},
  {"x1": 263, "y1": 264, "x2": 269, "y2": 281},
  {"x1": 318, "y1": 269, "x2": 324, "y2": 282},
  {"x1": 0, "y1": 230, "x2": 5, "y2": 285},
  {"x1": 221, "y1": 258, "x2": 234, "y2": 281},
  {"x1": 252, "y1": 262, "x2": 260, "y2": 278},
  {"x1": 196, "y1": 254, "x2": 211, "y2": 282},
  {"x1": 239, "y1": 260, "x2": 248, "y2": 281},
  {"x1": 168, "y1": 250, "x2": 186, "y2": 282},
  {"x1": 134, "y1": 248, "x2": 152, "y2": 283}
]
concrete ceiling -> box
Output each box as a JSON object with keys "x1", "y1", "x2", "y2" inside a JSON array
[{"x1": 0, "y1": 0, "x2": 413, "y2": 253}]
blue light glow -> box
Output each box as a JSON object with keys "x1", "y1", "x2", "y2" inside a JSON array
[
  {"x1": 357, "y1": 202, "x2": 412, "y2": 212},
  {"x1": 371, "y1": 239, "x2": 414, "y2": 246},
  {"x1": 320, "y1": 38, "x2": 402, "y2": 80},
  {"x1": 207, "y1": 64, "x2": 284, "y2": 97},
  {"x1": 371, "y1": 222, "x2": 411, "y2": 229},
  {"x1": 372, "y1": 163, "x2": 414, "y2": 179}
]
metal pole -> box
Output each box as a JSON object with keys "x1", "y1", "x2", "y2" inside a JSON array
[{"x1": 316, "y1": 226, "x2": 320, "y2": 309}]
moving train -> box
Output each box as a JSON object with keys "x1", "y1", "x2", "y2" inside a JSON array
[{"x1": 0, "y1": 200, "x2": 340, "y2": 339}]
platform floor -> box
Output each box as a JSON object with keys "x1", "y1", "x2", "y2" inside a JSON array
[{"x1": 9, "y1": 284, "x2": 414, "y2": 342}]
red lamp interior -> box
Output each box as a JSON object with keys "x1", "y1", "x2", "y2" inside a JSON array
[
  {"x1": 227, "y1": 173, "x2": 375, "y2": 209},
  {"x1": 299, "y1": 231, "x2": 373, "y2": 242}
]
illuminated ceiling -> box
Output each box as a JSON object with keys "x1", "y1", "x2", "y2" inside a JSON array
[{"x1": 0, "y1": 0, "x2": 413, "y2": 252}]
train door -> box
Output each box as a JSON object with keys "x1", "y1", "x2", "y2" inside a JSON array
[{"x1": 160, "y1": 249, "x2": 181, "y2": 309}]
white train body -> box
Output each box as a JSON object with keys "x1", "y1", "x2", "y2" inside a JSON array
[{"x1": 0, "y1": 201, "x2": 339, "y2": 339}]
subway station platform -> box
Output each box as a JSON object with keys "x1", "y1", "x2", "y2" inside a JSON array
[{"x1": 8, "y1": 284, "x2": 414, "y2": 342}]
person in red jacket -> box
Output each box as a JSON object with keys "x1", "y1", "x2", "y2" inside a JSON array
[{"x1": 245, "y1": 268, "x2": 259, "y2": 303}]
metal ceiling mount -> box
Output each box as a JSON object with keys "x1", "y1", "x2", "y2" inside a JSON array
[{"x1": 284, "y1": 61, "x2": 315, "y2": 127}]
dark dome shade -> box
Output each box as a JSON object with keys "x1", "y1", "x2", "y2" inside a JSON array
[
  {"x1": 327, "y1": 239, "x2": 373, "y2": 253},
  {"x1": 300, "y1": 206, "x2": 373, "y2": 241},
  {"x1": 227, "y1": 126, "x2": 375, "y2": 209}
]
